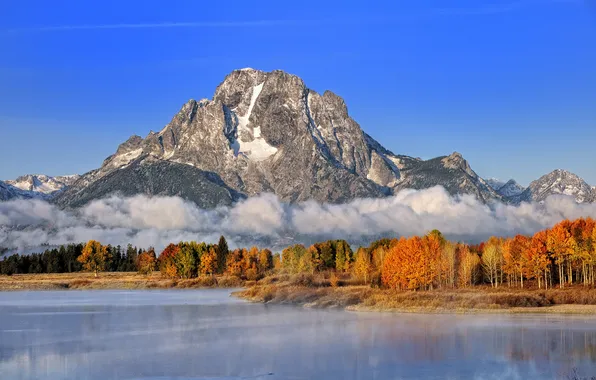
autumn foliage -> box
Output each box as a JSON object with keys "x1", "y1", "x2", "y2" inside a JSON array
[
  {"x1": 65, "y1": 217, "x2": 596, "y2": 292},
  {"x1": 77, "y1": 240, "x2": 112, "y2": 277},
  {"x1": 377, "y1": 217, "x2": 596, "y2": 290}
]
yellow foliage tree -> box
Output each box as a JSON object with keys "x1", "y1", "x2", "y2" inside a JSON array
[
  {"x1": 353, "y1": 247, "x2": 373, "y2": 285},
  {"x1": 77, "y1": 240, "x2": 111, "y2": 277}
]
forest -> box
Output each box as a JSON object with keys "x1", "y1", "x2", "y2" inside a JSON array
[{"x1": 2, "y1": 217, "x2": 596, "y2": 291}]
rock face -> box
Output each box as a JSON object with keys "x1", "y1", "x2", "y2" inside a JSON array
[
  {"x1": 510, "y1": 170, "x2": 596, "y2": 204},
  {"x1": 392, "y1": 152, "x2": 502, "y2": 203},
  {"x1": 6, "y1": 69, "x2": 593, "y2": 208},
  {"x1": 0, "y1": 182, "x2": 19, "y2": 201},
  {"x1": 485, "y1": 178, "x2": 506, "y2": 191},
  {"x1": 53, "y1": 158, "x2": 243, "y2": 209},
  {"x1": 495, "y1": 179, "x2": 525, "y2": 198},
  {"x1": 485, "y1": 178, "x2": 526, "y2": 198}
]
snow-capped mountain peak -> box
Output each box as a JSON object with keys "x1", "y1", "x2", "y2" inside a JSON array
[
  {"x1": 485, "y1": 178, "x2": 506, "y2": 191},
  {"x1": 512, "y1": 169, "x2": 595, "y2": 204},
  {"x1": 496, "y1": 179, "x2": 525, "y2": 198},
  {"x1": 2, "y1": 174, "x2": 80, "y2": 199}
]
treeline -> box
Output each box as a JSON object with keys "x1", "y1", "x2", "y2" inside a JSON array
[
  {"x1": 156, "y1": 237, "x2": 276, "y2": 280},
  {"x1": 0, "y1": 236, "x2": 276, "y2": 281},
  {"x1": 2, "y1": 218, "x2": 596, "y2": 291},
  {"x1": 277, "y1": 219, "x2": 596, "y2": 291},
  {"x1": 0, "y1": 243, "x2": 144, "y2": 276},
  {"x1": 367, "y1": 218, "x2": 596, "y2": 290}
]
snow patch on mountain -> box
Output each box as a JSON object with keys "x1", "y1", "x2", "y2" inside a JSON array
[
  {"x1": 2, "y1": 174, "x2": 80, "y2": 200},
  {"x1": 497, "y1": 179, "x2": 525, "y2": 197},
  {"x1": 108, "y1": 148, "x2": 144, "y2": 169},
  {"x1": 485, "y1": 178, "x2": 506, "y2": 191},
  {"x1": 229, "y1": 82, "x2": 278, "y2": 161},
  {"x1": 512, "y1": 169, "x2": 595, "y2": 204}
]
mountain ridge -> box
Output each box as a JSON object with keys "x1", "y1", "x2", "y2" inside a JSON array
[{"x1": 2, "y1": 69, "x2": 594, "y2": 207}]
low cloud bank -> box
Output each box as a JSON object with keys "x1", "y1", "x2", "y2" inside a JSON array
[{"x1": 2, "y1": 186, "x2": 596, "y2": 253}]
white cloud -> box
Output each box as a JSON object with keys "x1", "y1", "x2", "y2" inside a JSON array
[{"x1": 1, "y1": 187, "x2": 596, "y2": 253}]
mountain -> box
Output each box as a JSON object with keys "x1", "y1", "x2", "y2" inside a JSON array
[
  {"x1": 391, "y1": 152, "x2": 502, "y2": 203},
  {"x1": 4, "y1": 69, "x2": 594, "y2": 208},
  {"x1": 0, "y1": 182, "x2": 20, "y2": 201},
  {"x1": 485, "y1": 178, "x2": 506, "y2": 191},
  {"x1": 1, "y1": 174, "x2": 80, "y2": 200},
  {"x1": 6, "y1": 174, "x2": 80, "y2": 195},
  {"x1": 495, "y1": 179, "x2": 525, "y2": 198},
  {"x1": 510, "y1": 169, "x2": 596, "y2": 204},
  {"x1": 54, "y1": 68, "x2": 503, "y2": 208},
  {"x1": 53, "y1": 158, "x2": 243, "y2": 209},
  {"x1": 485, "y1": 178, "x2": 526, "y2": 198}
]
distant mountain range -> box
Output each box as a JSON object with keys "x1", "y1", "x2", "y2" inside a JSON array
[
  {"x1": 1, "y1": 69, "x2": 594, "y2": 207},
  {"x1": 0, "y1": 174, "x2": 79, "y2": 201}
]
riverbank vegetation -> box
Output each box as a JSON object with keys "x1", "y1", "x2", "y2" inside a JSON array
[
  {"x1": 3, "y1": 218, "x2": 596, "y2": 312},
  {"x1": 236, "y1": 272, "x2": 596, "y2": 313}
]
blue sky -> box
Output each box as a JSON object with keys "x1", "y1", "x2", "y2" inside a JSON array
[{"x1": 1, "y1": 0, "x2": 595, "y2": 186}]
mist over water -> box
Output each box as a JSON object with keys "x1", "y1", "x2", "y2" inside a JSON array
[
  {"x1": 1, "y1": 290, "x2": 595, "y2": 380},
  {"x1": 2, "y1": 186, "x2": 596, "y2": 252}
]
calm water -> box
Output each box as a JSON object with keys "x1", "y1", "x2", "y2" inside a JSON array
[{"x1": 1, "y1": 290, "x2": 596, "y2": 380}]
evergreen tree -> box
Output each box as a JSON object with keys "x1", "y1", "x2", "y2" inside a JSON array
[{"x1": 216, "y1": 235, "x2": 229, "y2": 274}]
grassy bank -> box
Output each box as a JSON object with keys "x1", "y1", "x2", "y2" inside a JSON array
[
  {"x1": 4, "y1": 272, "x2": 596, "y2": 315},
  {"x1": 234, "y1": 273, "x2": 596, "y2": 314},
  {"x1": 0, "y1": 272, "x2": 245, "y2": 291}
]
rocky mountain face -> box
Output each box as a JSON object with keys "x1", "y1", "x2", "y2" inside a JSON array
[
  {"x1": 486, "y1": 178, "x2": 526, "y2": 198},
  {"x1": 3, "y1": 69, "x2": 595, "y2": 208},
  {"x1": 1, "y1": 174, "x2": 80, "y2": 200},
  {"x1": 509, "y1": 170, "x2": 596, "y2": 204},
  {"x1": 0, "y1": 182, "x2": 20, "y2": 201},
  {"x1": 485, "y1": 178, "x2": 506, "y2": 191},
  {"x1": 390, "y1": 152, "x2": 503, "y2": 203},
  {"x1": 496, "y1": 179, "x2": 525, "y2": 198},
  {"x1": 53, "y1": 158, "x2": 243, "y2": 209},
  {"x1": 53, "y1": 68, "x2": 504, "y2": 208}
]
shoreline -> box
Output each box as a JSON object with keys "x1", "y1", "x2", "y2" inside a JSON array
[
  {"x1": 233, "y1": 280, "x2": 596, "y2": 316},
  {"x1": 0, "y1": 272, "x2": 246, "y2": 291},
  {"x1": 3, "y1": 272, "x2": 596, "y2": 315},
  {"x1": 234, "y1": 291, "x2": 596, "y2": 315}
]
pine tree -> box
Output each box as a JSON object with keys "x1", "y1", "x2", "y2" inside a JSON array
[{"x1": 216, "y1": 235, "x2": 229, "y2": 274}]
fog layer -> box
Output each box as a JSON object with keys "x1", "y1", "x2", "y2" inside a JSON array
[{"x1": 2, "y1": 186, "x2": 595, "y2": 252}]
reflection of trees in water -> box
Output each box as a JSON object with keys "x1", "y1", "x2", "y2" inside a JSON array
[
  {"x1": 503, "y1": 329, "x2": 596, "y2": 363},
  {"x1": 4, "y1": 304, "x2": 596, "y2": 379},
  {"x1": 353, "y1": 316, "x2": 596, "y2": 367}
]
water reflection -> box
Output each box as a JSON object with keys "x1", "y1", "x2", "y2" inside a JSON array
[{"x1": 0, "y1": 290, "x2": 595, "y2": 380}]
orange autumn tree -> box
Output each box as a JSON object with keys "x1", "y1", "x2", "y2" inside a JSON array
[
  {"x1": 77, "y1": 240, "x2": 112, "y2": 277},
  {"x1": 382, "y1": 237, "x2": 427, "y2": 290},
  {"x1": 225, "y1": 248, "x2": 246, "y2": 278},
  {"x1": 526, "y1": 230, "x2": 550, "y2": 289},
  {"x1": 200, "y1": 247, "x2": 217, "y2": 276},
  {"x1": 548, "y1": 220, "x2": 572, "y2": 288},
  {"x1": 159, "y1": 243, "x2": 180, "y2": 279},
  {"x1": 137, "y1": 249, "x2": 157, "y2": 275},
  {"x1": 421, "y1": 232, "x2": 442, "y2": 290}
]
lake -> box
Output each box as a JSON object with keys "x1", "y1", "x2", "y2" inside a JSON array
[{"x1": 0, "y1": 290, "x2": 595, "y2": 380}]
